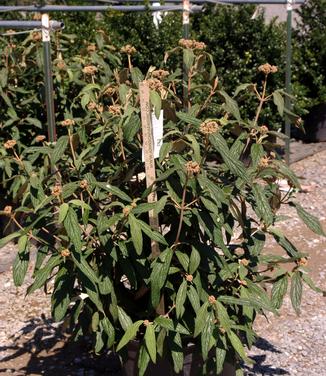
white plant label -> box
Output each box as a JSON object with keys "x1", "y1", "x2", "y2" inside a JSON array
[
  {"x1": 142, "y1": 109, "x2": 163, "y2": 161},
  {"x1": 41, "y1": 13, "x2": 50, "y2": 42}
]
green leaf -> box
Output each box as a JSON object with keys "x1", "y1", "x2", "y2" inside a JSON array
[
  {"x1": 128, "y1": 213, "x2": 143, "y2": 255},
  {"x1": 176, "y1": 111, "x2": 202, "y2": 127},
  {"x1": 138, "y1": 219, "x2": 167, "y2": 245},
  {"x1": 138, "y1": 344, "x2": 150, "y2": 376},
  {"x1": 175, "y1": 251, "x2": 189, "y2": 271},
  {"x1": 150, "y1": 248, "x2": 173, "y2": 308},
  {"x1": 58, "y1": 203, "x2": 69, "y2": 224},
  {"x1": 170, "y1": 332, "x2": 184, "y2": 374},
  {"x1": 273, "y1": 91, "x2": 285, "y2": 117},
  {"x1": 130, "y1": 67, "x2": 144, "y2": 86},
  {"x1": 144, "y1": 324, "x2": 157, "y2": 363},
  {"x1": 210, "y1": 133, "x2": 250, "y2": 183},
  {"x1": 28, "y1": 255, "x2": 61, "y2": 294},
  {"x1": 187, "y1": 285, "x2": 201, "y2": 313},
  {"x1": 189, "y1": 246, "x2": 201, "y2": 274},
  {"x1": 13, "y1": 249, "x2": 29, "y2": 287},
  {"x1": 252, "y1": 184, "x2": 274, "y2": 226},
  {"x1": 52, "y1": 136, "x2": 69, "y2": 164},
  {"x1": 150, "y1": 90, "x2": 162, "y2": 120},
  {"x1": 227, "y1": 330, "x2": 252, "y2": 364},
  {"x1": 0, "y1": 232, "x2": 22, "y2": 248},
  {"x1": 269, "y1": 228, "x2": 301, "y2": 258},
  {"x1": 194, "y1": 302, "x2": 209, "y2": 337},
  {"x1": 234, "y1": 83, "x2": 253, "y2": 97},
  {"x1": 118, "y1": 306, "x2": 133, "y2": 331},
  {"x1": 215, "y1": 346, "x2": 227, "y2": 375},
  {"x1": 201, "y1": 311, "x2": 214, "y2": 360},
  {"x1": 271, "y1": 275, "x2": 288, "y2": 309},
  {"x1": 291, "y1": 202, "x2": 325, "y2": 236},
  {"x1": 116, "y1": 320, "x2": 143, "y2": 351},
  {"x1": 219, "y1": 90, "x2": 241, "y2": 121},
  {"x1": 105, "y1": 184, "x2": 132, "y2": 202},
  {"x1": 290, "y1": 271, "x2": 303, "y2": 314},
  {"x1": 101, "y1": 317, "x2": 115, "y2": 347},
  {"x1": 95, "y1": 331, "x2": 105, "y2": 353},
  {"x1": 64, "y1": 207, "x2": 82, "y2": 251},
  {"x1": 92, "y1": 312, "x2": 100, "y2": 332},
  {"x1": 183, "y1": 48, "x2": 195, "y2": 70},
  {"x1": 176, "y1": 280, "x2": 187, "y2": 318}
]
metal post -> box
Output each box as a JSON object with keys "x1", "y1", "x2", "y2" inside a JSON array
[
  {"x1": 41, "y1": 13, "x2": 56, "y2": 143},
  {"x1": 183, "y1": 0, "x2": 190, "y2": 111},
  {"x1": 285, "y1": 0, "x2": 292, "y2": 165}
]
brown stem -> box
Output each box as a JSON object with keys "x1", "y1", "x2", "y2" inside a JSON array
[
  {"x1": 254, "y1": 76, "x2": 268, "y2": 126},
  {"x1": 68, "y1": 127, "x2": 77, "y2": 168}
]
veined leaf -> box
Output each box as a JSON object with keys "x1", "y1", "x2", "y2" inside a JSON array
[
  {"x1": 144, "y1": 324, "x2": 157, "y2": 363},
  {"x1": 64, "y1": 207, "x2": 82, "y2": 251},
  {"x1": 138, "y1": 344, "x2": 151, "y2": 376},
  {"x1": 176, "y1": 111, "x2": 202, "y2": 127},
  {"x1": 290, "y1": 271, "x2": 302, "y2": 314},
  {"x1": 128, "y1": 213, "x2": 143, "y2": 255},
  {"x1": 175, "y1": 279, "x2": 187, "y2": 318},
  {"x1": 271, "y1": 275, "x2": 288, "y2": 309},
  {"x1": 201, "y1": 311, "x2": 214, "y2": 360},
  {"x1": 291, "y1": 202, "x2": 325, "y2": 236},
  {"x1": 219, "y1": 90, "x2": 241, "y2": 121},
  {"x1": 58, "y1": 203, "x2": 69, "y2": 224},
  {"x1": 117, "y1": 306, "x2": 133, "y2": 331},
  {"x1": 227, "y1": 330, "x2": 253, "y2": 364},
  {"x1": 189, "y1": 246, "x2": 200, "y2": 275},
  {"x1": 194, "y1": 302, "x2": 209, "y2": 337},
  {"x1": 252, "y1": 184, "x2": 274, "y2": 227},
  {"x1": 105, "y1": 184, "x2": 132, "y2": 202},
  {"x1": 116, "y1": 320, "x2": 143, "y2": 351},
  {"x1": 273, "y1": 91, "x2": 285, "y2": 117},
  {"x1": 28, "y1": 255, "x2": 61, "y2": 294}
]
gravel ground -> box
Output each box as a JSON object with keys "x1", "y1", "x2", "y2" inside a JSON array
[{"x1": 0, "y1": 148, "x2": 325, "y2": 375}]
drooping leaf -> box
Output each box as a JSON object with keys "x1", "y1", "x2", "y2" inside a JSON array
[
  {"x1": 189, "y1": 246, "x2": 201, "y2": 274},
  {"x1": 271, "y1": 275, "x2": 288, "y2": 309},
  {"x1": 117, "y1": 306, "x2": 133, "y2": 331},
  {"x1": 128, "y1": 213, "x2": 143, "y2": 255},
  {"x1": 175, "y1": 279, "x2": 187, "y2": 318},
  {"x1": 291, "y1": 202, "x2": 325, "y2": 236},
  {"x1": 64, "y1": 207, "x2": 82, "y2": 251},
  {"x1": 116, "y1": 320, "x2": 143, "y2": 351},
  {"x1": 144, "y1": 324, "x2": 157, "y2": 363},
  {"x1": 290, "y1": 271, "x2": 303, "y2": 314}
]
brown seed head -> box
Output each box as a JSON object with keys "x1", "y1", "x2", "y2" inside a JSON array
[
  {"x1": 131, "y1": 201, "x2": 137, "y2": 209},
  {"x1": 82, "y1": 65, "x2": 98, "y2": 75},
  {"x1": 80, "y1": 179, "x2": 89, "y2": 190},
  {"x1": 297, "y1": 257, "x2": 308, "y2": 267},
  {"x1": 240, "y1": 258, "x2": 249, "y2": 266},
  {"x1": 186, "y1": 274, "x2": 193, "y2": 282},
  {"x1": 200, "y1": 120, "x2": 219, "y2": 135},
  {"x1": 239, "y1": 279, "x2": 248, "y2": 286},
  {"x1": 193, "y1": 41, "x2": 206, "y2": 50},
  {"x1": 270, "y1": 151, "x2": 276, "y2": 159},
  {"x1": 123, "y1": 206, "x2": 131, "y2": 217},
  {"x1": 97, "y1": 105, "x2": 104, "y2": 113},
  {"x1": 61, "y1": 248, "x2": 71, "y2": 257},
  {"x1": 147, "y1": 78, "x2": 164, "y2": 92},
  {"x1": 61, "y1": 119, "x2": 75, "y2": 127},
  {"x1": 51, "y1": 185, "x2": 62, "y2": 197},
  {"x1": 219, "y1": 327, "x2": 226, "y2": 335},
  {"x1": 57, "y1": 60, "x2": 66, "y2": 70},
  {"x1": 258, "y1": 63, "x2": 278, "y2": 75},
  {"x1": 208, "y1": 295, "x2": 216, "y2": 304},
  {"x1": 87, "y1": 44, "x2": 96, "y2": 53},
  {"x1": 3, "y1": 206, "x2": 12, "y2": 216},
  {"x1": 260, "y1": 125, "x2": 269, "y2": 134},
  {"x1": 104, "y1": 87, "x2": 116, "y2": 96},
  {"x1": 178, "y1": 39, "x2": 206, "y2": 50},
  {"x1": 120, "y1": 44, "x2": 136, "y2": 55},
  {"x1": 87, "y1": 102, "x2": 97, "y2": 111},
  {"x1": 185, "y1": 161, "x2": 200, "y2": 175},
  {"x1": 152, "y1": 69, "x2": 169, "y2": 80},
  {"x1": 4, "y1": 139, "x2": 17, "y2": 149},
  {"x1": 143, "y1": 320, "x2": 151, "y2": 327},
  {"x1": 108, "y1": 105, "x2": 121, "y2": 116},
  {"x1": 295, "y1": 117, "x2": 303, "y2": 128},
  {"x1": 258, "y1": 156, "x2": 270, "y2": 169},
  {"x1": 32, "y1": 31, "x2": 42, "y2": 42},
  {"x1": 33, "y1": 13, "x2": 42, "y2": 21},
  {"x1": 35, "y1": 135, "x2": 46, "y2": 142}
]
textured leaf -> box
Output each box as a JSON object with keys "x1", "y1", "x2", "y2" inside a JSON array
[
  {"x1": 194, "y1": 302, "x2": 209, "y2": 337},
  {"x1": 64, "y1": 207, "x2": 82, "y2": 251},
  {"x1": 170, "y1": 332, "x2": 184, "y2": 374},
  {"x1": 150, "y1": 90, "x2": 162, "y2": 120},
  {"x1": 252, "y1": 184, "x2": 274, "y2": 226},
  {"x1": 269, "y1": 228, "x2": 301, "y2": 258},
  {"x1": 210, "y1": 133, "x2": 250, "y2": 183},
  {"x1": 101, "y1": 317, "x2": 115, "y2": 347},
  {"x1": 175, "y1": 279, "x2": 187, "y2": 318},
  {"x1": 273, "y1": 91, "x2": 285, "y2": 117},
  {"x1": 290, "y1": 271, "x2": 303, "y2": 314},
  {"x1": 227, "y1": 330, "x2": 252, "y2": 363},
  {"x1": 271, "y1": 275, "x2": 288, "y2": 309},
  {"x1": 144, "y1": 324, "x2": 157, "y2": 363},
  {"x1": 189, "y1": 246, "x2": 201, "y2": 274},
  {"x1": 105, "y1": 184, "x2": 132, "y2": 202},
  {"x1": 138, "y1": 344, "x2": 151, "y2": 376},
  {"x1": 116, "y1": 320, "x2": 143, "y2": 351},
  {"x1": 187, "y1": 285, "x2": 201, "y2": 313},
  {"x1": 176, "y1": 111, "x2": 201, "y2": 127},
  {"x1": 13, "y1": 249, "x2": 29, "y2": 287},
  {"x1": 52, "y1": 136, "x2": 69, "y2": 164},
  {"x1": 128, "y1": 213, "x2": 143, "y2": 255},
  {"x1": 292, "y1": 202, "x2": 325, "y2": 236},
  {"x1": 28, "y1": 255, "x2": 61, "y2": 294},
  {"x1": 201, "y1": 312, "x2": 214, "y2": 360},
  {"x1": 219, "y1": 90, "x2": 241, "y2": 121},
  {"x1": 117, "y1": 306, "x2": 133, "y2": 331},
  {"x1": 215, "y1": 346, "x2": 227, "y2": 375},
  {"x1": 58, "y1": 203, "x2": 69, "y2": 224}
]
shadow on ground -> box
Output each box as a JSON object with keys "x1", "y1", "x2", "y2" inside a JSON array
[{"x1": 0, "y1": 315, "x2": 122, "y2": 375}]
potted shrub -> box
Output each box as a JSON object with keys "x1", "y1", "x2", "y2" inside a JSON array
[{"x1": 0, "y1": 38, "x2": 324, "y2": 376}]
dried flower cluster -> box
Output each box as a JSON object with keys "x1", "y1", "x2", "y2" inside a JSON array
[
  {"x1": 123, "y1": 206, "x2": 131, "y2": 217},
  {"x1": 51, "y1": 185, "x2": 62, "y2": 196},
  {"x1": 82, "y1": 65, "x2": 98, "y2": 75},
  {"x1": 35, "y1": 135, "x2": 46, "y2": 142},
  {"x1": 260, "y1": 125, "x2": 269, "y2": 134},
  {"x1": 108, "y1": 105, "x2": 121, "y2": 116},
  {"x1": 61, "y1": 249, "x2": 71, "y2": 257},
  {"x1": 199, "y1": 120, "x2": 219, "y2": 135},
  {"x1": 152, "y1": 69, "x2": 169, "y2": 80},
  {"x1": 57, "y1": 60, "x2": 66, "y2": 70},
  {"x1": 80, "y1": 179, "x2": 89, "y2": 189},
  {"x1": 4, "y1": 140, "x2": 17, "y2": 149},
  {"x1": 32, "y1": 32, "x2": 42, "y2": 42},
  {"x1": 3, "y1": 206, "x2": 12, "y2": 216},
  {"x1": 258, "y1": 156, "x2": 270, "y2": 169},
  {"x1": 61, "y1": 119, "x2": 75, "y2": 127},
  {"x1": 179, "y1": 39, "x2": 206, "y2": 50},
  {"x1": 120, "y1": 44, "x2": 136, "y2": 55},
  {"x1": 104, "y1": 87, "x2": 116, "y2": 96},
  {"x1": 208, "y1": 295, "x2": 216, "y2": 304},
  {"x1": 185, "y1": 161, "x2": 201, "y2": 175},
  {"x1": 147, "y1": 78, "x2": 164, "y2": 92},
  {"x1": 258, "y1": 63, "x2": 278, "y2": 75},
  {"x1": 186, "y1": 274, "x2": 193, "y2": 282}
]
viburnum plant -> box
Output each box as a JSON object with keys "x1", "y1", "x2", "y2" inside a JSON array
[{"x1": 0, "y1": 37, "x2": 325, "y2": 376}]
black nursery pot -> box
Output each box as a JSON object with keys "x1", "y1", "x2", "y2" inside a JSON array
[{"x1": 123, "y1": 341, "x2": 236, "y2": 376}]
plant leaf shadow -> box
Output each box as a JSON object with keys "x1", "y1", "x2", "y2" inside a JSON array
[{"x1": 0, "y1": 315, "x2": 122, "y2": 375}]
